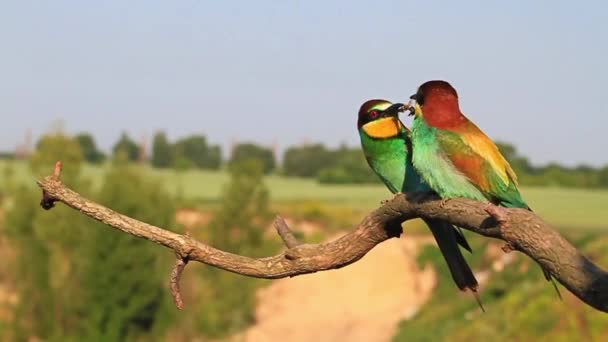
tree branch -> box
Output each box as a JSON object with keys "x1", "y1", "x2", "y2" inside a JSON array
[
  {"x1": 170, "y1": 256, "x2": 188, "y2": 310},
  {"x1": 36, "y1": 163, "x2": 608, "y2": 313},
  {"x1": 273, "y1": 216, "x2": 301, "y2": 249}
]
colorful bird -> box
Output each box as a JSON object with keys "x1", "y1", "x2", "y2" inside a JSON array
[
  {"x1": 357, "y1": 99, "x2": 481, "y2": 303},
  {"x1": 407, "y1": 80, "x2": 558, "y2": 291}
]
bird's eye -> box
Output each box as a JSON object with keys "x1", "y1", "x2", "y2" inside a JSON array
[{"x1": 369, "y1": 110, "x2": 379, "y2": 118}]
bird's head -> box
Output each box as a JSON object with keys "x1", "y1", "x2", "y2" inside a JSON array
[
  {"x1": 407, "y1": 80, "x2": 461, "y2": 120},
  {"x1": 357, "y1": 99, "x2": 407, "y2": 138}
]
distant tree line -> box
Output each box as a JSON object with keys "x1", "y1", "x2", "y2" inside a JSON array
[
  {"x1": 151, "y1": 132, "x2": 222, "y2": 170},
  {"x1": 3, "y1": 131, "x2": 608, "y2": 188},
  {"x1": 56, "y1": 131, "x2": 275, "y2": 174},
  {"x1": 495, "y1": 142, "x2": 608, "y2": 189},
  {"x1": 283, "y1": 143, "x2": 377, "y2": 184}
]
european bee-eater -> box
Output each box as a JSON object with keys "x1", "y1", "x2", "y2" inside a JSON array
[
  {"x1": 357, "y1": 99, "x2": 480, "y2": 300},
  {"x1": 408, "y1": 80, "x2": 558, "y2": 291}
]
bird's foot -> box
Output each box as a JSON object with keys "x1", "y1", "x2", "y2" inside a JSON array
[
  {"x1": 501, "y1": 242, "x2": 516, "y2": 253},
  {"x1": 381, "y1": 192, "x2": 404, "y2": 205},
  {"x1": 385, "y1": 220, "x2": 404, "y2": 238},
  {"x1": 484, "y1": 203, "x2": 509, "y2": 227},
  {"x1": 405, "y1": 191, "x2": 432, "y2": 204}
]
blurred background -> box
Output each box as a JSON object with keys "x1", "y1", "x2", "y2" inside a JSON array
[{"x1": 1, "y1": 1, "x2": 607, "y2": 341}]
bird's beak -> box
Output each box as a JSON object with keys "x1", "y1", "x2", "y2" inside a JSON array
[
  {"x1": 407, "y1": 95, "x2": 417, "y2": 116},
  {"x1": 383, "y1": 103, "x2": 406, "y2": 117}
]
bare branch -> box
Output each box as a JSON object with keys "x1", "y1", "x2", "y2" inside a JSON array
[
  {"x1": 36, "y1": 165, "x2": 608, "y2": 313},
  {"x1": 273, "y1": 216, "x2": 301, "y2": 249},
  {"x1": 170, "y1": 257, "x2": 188, "y2": 310}
]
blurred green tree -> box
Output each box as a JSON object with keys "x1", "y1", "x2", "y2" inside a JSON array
[
  {"x1": 0, "y1": 152, "x2": 15, "y2": 160},
  {"x1": 75, "y1": 133, "x2": 106, "y2": 164},
  {"x1": 205, "y1": 145, "x2": 223, "y2": 170},
  {"x1": 599, "y1": 166, "x2": 608, "y2": 188},
  {"x1": 78, "y1": 154, "x2": 175, "y2": 341},
  {"x1": 197, "y1": 159, "x2": 275, "y2": 338},
  {"x1": 151, "y1": 131, "x2": 173, "y2": 168},
  {"x1": 112, "y1": 132, "x2": 140, "y2": 162},
  {"x1": 32, "y1": 134, "x2": 84, "y2": 181},
  {"x1": 283, "y1": 144, "x2": 334, "y2": 177},
  {"x1": 7, "y1": 134, "x2": 174, "y2": 341},
  {"x1": 317, "y1": 146, "x2": 379, "y2": 184},
  {"x1": 229, "y1": 143, "x2": 275, "y2": 174},
  {"x1": 7, "y1": 133, "x2": 92, "y2": 340},
  {"x1": 173, "y1": 135, "x2": 222, "y2": 170}
]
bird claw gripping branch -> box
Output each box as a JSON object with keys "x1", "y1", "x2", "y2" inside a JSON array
[{"x1": 40, "y1": 161, "x2": 63, "y2": 210}]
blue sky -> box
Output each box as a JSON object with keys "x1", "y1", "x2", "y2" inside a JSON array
[{"x1": 1, "y1": 0, "x2": 606, "y2": 166}]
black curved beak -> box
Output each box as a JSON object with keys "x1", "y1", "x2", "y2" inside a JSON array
[
  {"x1": 383, "y1": 103, "x2": 406, "y2": 117},
  {"x1": 407, "y1": 94, "x2": 418, "y2": 116}
]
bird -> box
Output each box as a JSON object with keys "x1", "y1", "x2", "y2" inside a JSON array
[
  {"x1": 407, "y1": 80, "x2": 559, "y2": 294},
  {"x1": 357, "y1": 99, "x2": 482, "y2": 308}
]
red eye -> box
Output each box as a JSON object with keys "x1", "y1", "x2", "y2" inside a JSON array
[{"x1": 370, "y1": 110, "x2": 379, "y2": 118}]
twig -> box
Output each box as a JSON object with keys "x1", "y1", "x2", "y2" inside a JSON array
[
  {"x1": 170, "y1": 257, "x2": 188, "y2": 310},
  {"x1": 274, "y1": 216, "x2": 301, "y2": 249}
]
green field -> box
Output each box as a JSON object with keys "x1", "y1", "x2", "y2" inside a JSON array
[{"x1": 2, "y1": 160, "x2": 607, "y2": 230}]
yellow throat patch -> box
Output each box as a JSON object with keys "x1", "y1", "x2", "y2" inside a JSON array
[
  {"x1": 362, "y1": 117, "x2": 403, "y2": 138},
  {"x1": 414, "y1": 103, "x2": 423, "y2": 117}
]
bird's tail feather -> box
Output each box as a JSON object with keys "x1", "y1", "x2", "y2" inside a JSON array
[
  {"x1": 424, "y1": 218, "x2": 483, "y2": 310},
  {"x1": 453, "y1": 226, "x2": 472, "y2": 253},
  {"x1": 541, "y1": 265, "x2": 562, "y2": 300}
]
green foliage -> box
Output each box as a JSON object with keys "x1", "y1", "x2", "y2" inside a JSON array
[
  {"x1": 112, "y1": 132, "x2": 140, "y2": 162},
  {"x1": 7, "y1": 133, "x2": 92, "y2": 340},
  {"x1": 0, "y1": 152, "x2": 15, "y2": 160},
  {"x1": 283, "y1": 144, "x2": 335, "y2": 177},
  {"x1": 317, "y1": 146, "x2": 379, "y2": 184},
  {"x1": 78, "y1": 157, "x2": 175, "y2": 341},
  {"x1": 497, "y1": 142, "x2": 608, "y2": 189},
  {"x1": 282, "y1": 143, "x2": 378, "y2": 184},
  {"x1": 6, "y1": 187, "x2": 57, "y2": 339},
  {"x1": 5, "y1": 134, "x2": 173, "y2": 341},
  {"x1": 31, "y1": 134, "x2": 84, "y2": 181},
  {"x1": 205, "y1": 145, "x2": 222, "y2": 170},
  {"x1": 197, "y1": 159, "x2": 275, "y2": 338},
  {"x1": 75, "y1": 133, "x2": 106, "y2": 164},
  {"x1": 173, "y1": 135, "x2": 222, "y2": 170},
  {"x1": 151, "y1": 131, "x2": 173, "y2": 168},
  {"x1": 151, "y1": 133, "x2": 222, "y2": 171},
  {"x1": 599, "y1": 166, "x2": 608, "y2": 187},
  {"x1": 229, "y1": 143, "x2": 275, "y2": 174}
]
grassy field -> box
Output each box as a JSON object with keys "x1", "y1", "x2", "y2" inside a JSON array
[{"x1": 2, "y1": 160, "x2": 608, "y2": 230}]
